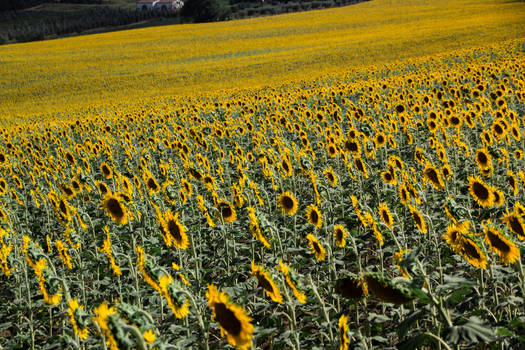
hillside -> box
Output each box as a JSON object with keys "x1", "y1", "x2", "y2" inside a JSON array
[{"x1": 1, "y1": 0, "x2": 524, "y2": 121}]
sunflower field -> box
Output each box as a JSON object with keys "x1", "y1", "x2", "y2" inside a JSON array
[{"x1": 1, "y1": 1, "x2": 525, "y2": 349}]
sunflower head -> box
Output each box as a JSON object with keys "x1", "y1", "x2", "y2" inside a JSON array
[
  {"x1": 251, "y1": 261, "x2": 282, "y2": 303},
  {"x1": 335, "y1": 275, "x2": 368, "y2": 299},
  {"x1": 278, "y1": 191, "x2": 298, "y2": 215},
  {"x1": 468, "y1": 176, "x2": 494, "y2": 208},
  {"x1": 306, "y1": 204, "x2": 322, "y2": 228},
  {"x1": 306, "y1": 233, "x2": 326, "y2": 261},
  {"x1": 217, "y1": 200, "x2": 237, "y2": 223},
  {"x1": 206, "y1": 284, "x2": 254, "y2": 350},
  {"x1": 101, "y1": 193, "x2": 128, "y2": 225},
  {"x1": 333, "y1": 224, "x2": 348, "y2": 248}
]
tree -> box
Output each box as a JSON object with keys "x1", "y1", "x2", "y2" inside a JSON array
[{"x1": 181, "y1": 0, "x2": 230, "y2": 22}]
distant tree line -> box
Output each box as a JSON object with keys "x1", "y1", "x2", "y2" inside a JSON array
[{"x1": 0, "y1": 7, "x2": 179, "y2": 44}]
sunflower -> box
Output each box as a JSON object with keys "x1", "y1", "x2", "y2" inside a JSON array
[
  {"x1": 501, "y1": 210, "x2": 525, "y2": 240},
  {"x1": 423, "y1": 163, "x2": 444, "y2": 190},
  {"x1": 483, "y1": 225, "x2": 519, "y2": 264},
  {"x1": 364, "y1": 273, "x2": 414, "y2": 305},
  {"x1": 468, "y1": 176, "x2": 494, "y2": 208},
  {"x1": 159, "y1": 210, "x2": 189, "y2": 249},
  {"x1": 67, "y1": 299, "x2": 89, "y2": 340},
  {"x1": 206, "y1": 284, "x2": 254, "y2": 350},
  {"x1": 335, "y1": 275, "x2": 368, "y2": 299},
  {"x1": 443, "y1": 221, "x2": 470, "y2": 252},
  {"x1": 353, "y1": 156, "x2": 368, "y2": 178},
  {"x1": 251, "y1": 261, "x2": 282, "y2": 303},
  {"x1": 507, "y1": 170, "x2": 518, "y2": 195},
  {"x1": 101, "y1": 193, "x2": 128, "y2": 225},
  {"x1": 306, "y1": 204, "x2": 322, "y2": 228},
  {"x1": 381, "y1": 170, "x2": 397, "y2": 185},
  {"x1": 323, "y1": 166, "x2": 338, "y2": 186},
  {"x1": 458, "y1": 237, "x2": 487, "y2": 269},
  {"x1": 280, "y1": 156, "x2": 293, "y2": 177},
  {"x1": 475, "y1": 148, "x2": 492, "y2": 171},
  {"x1": 278, "y1": 191, "x2": 298, "y2": 215},
  {"x1": 338, "y1": 314, "x2": 350, "y2": 350},
  {"x1": 378, "y1": 202, "x2": 393, "y2": 229},
  {"x1": 99, "y1": 162, "x2": 113, "y2": 179},
  {"x1": 181, "y1": 178, "x2": 193, "y2": 197},
  {"x1": 492, "y1": 187, "x2": 505, "y2": 207},
  {"x1": 217, "y1": 200, "x2": 237, "y2": 223},
  {"x1": 276, "y1": 260, "x2": 306, "y2": 304},
  {"x1": 158, "y1": 274, "x2": 190, "y2": 319},
  {"x1": 333, "y1": 224, "x2": 348, "y2": 248},
  {"x1": 409, "y1": 205, "x2": 426, "y2": 234},
  {"x1": 144, "y1": 171, "x2": 160, "y2": 194},
  {"x1": 306, "y1": 233, "x2": 326, "y2": 261},
  {"x1": 95, "y1": 180, "x2": 109, "y2": 196}
]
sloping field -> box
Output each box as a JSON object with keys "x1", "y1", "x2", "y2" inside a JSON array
[
  {"x1": 0, "y1": 0, "x2": 524, "y2": 119},
  {"x1": 1, "y1": 1, "x2": 525, "y2": 349}
]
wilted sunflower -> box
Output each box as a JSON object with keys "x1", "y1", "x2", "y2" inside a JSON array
[
  {"x1": 333, "y1": 224, "x2": 348, "y2": 248},
  {"x1": 306, "y1": 204, "x2": 323, "y2": 228},
  {"x1": 251, "y1": 261, "x2": 282, "y2": 303},
  {"x1": 353, "y1": 156, "x2": 368, "y2": 178},
  {"x1": 101, "y1": 193, "x2": 128, "y2": 225},
  {"x1": 423, "y1": 163, "x2": 444, "y2": 190},
  {"x1": 278, "y1": 191, "x2": 298, "y2": 215},
  {"x1": 335, "y1": 275, "x2": 368, "y2": 299},
  {"x1": 159, "y1": 210, "x2": 189, "y2": 249},
  {"x1": 364, "y1": 273, "x2": 414, "y2": 305},
  {"x1": 217, "y1": 200, "x2": 237, "y2": 223},
  {"x1": 323, "y1": 166, "x2": 338, "y2": 186},
  {"x1": 468, "y1": 176, "x2": 494, "y2": 208},
  {"x1": 378, "y1": 202, "x2": 393, "y2": 229},
  {"x1": 306, "y1": 233, "x2": 326, "y2": 261},
  {"x1": 409, "y1": 205, "x2": 427, "y2": 233},
  {"x1": 501, "y1": 210, "x2": 525, "y2": 240},
  {"x1": 338, "y1": 314, "x2": 350, "y2": 350},
  {"x1": 483, "y1": 225, "x2": 519, "y2": 264},
  {"x1": 206, "y1": 284, "x2": 254, "y2": 350}
]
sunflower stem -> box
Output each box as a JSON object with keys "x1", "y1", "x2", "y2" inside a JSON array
[{"x1": 308, "y1": 274, "x2": 334, "y2": 342}]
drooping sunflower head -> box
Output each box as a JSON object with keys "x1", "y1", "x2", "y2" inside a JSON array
[
  {"x1": 502, "y1": 210, "x2": 525, "y2": 240},
  {"x1": 306, "y1": 233, "x2": 326, "y2": 261},
  {"x1": 217, "y1": 200, "x2": 237, "y2": 223},
  {"x1": 335, "y1": 275, "x2": 368, "y2": 299},
  {"x1": 423, "y1": 163, "x2": 444, "y2": 190},
  {"x1": 206, "y1": 284, "x2": 254, "y2": 350},
  {"x1": 458, "y1": 237, "x2": 487, "y2": 269},
  {"x1": 468, "y1": 176, "x2": 494, "y2": 208},
  {"x1": 278, "y1": 191, "x2": 298, "y2": 215},
  {"x1": 250, "y1": 261, "x2": 282, "y2": 303},
  {"x1": 101, "y1": 193, "x2": 128, "y2": 225},
  {"x1": 409, "y1": 205, "x2": 427, "y2": 234},
  {"x1": 364, "y1": 273, "x2": 414, "y2": 305},
  {"x1": 483, "y1": 225, "x2": 519, "y2": 264},
  {"x1": 378, "y1": 202, "x2": 393, "y2": 229},
  {"x1": 306, "y1": 204, "x2": 322, "y2": 228}
]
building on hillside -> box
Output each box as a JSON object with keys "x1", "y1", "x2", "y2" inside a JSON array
[{"x1": 137, "y1": 0, "x2": 183, "y2": 12}]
